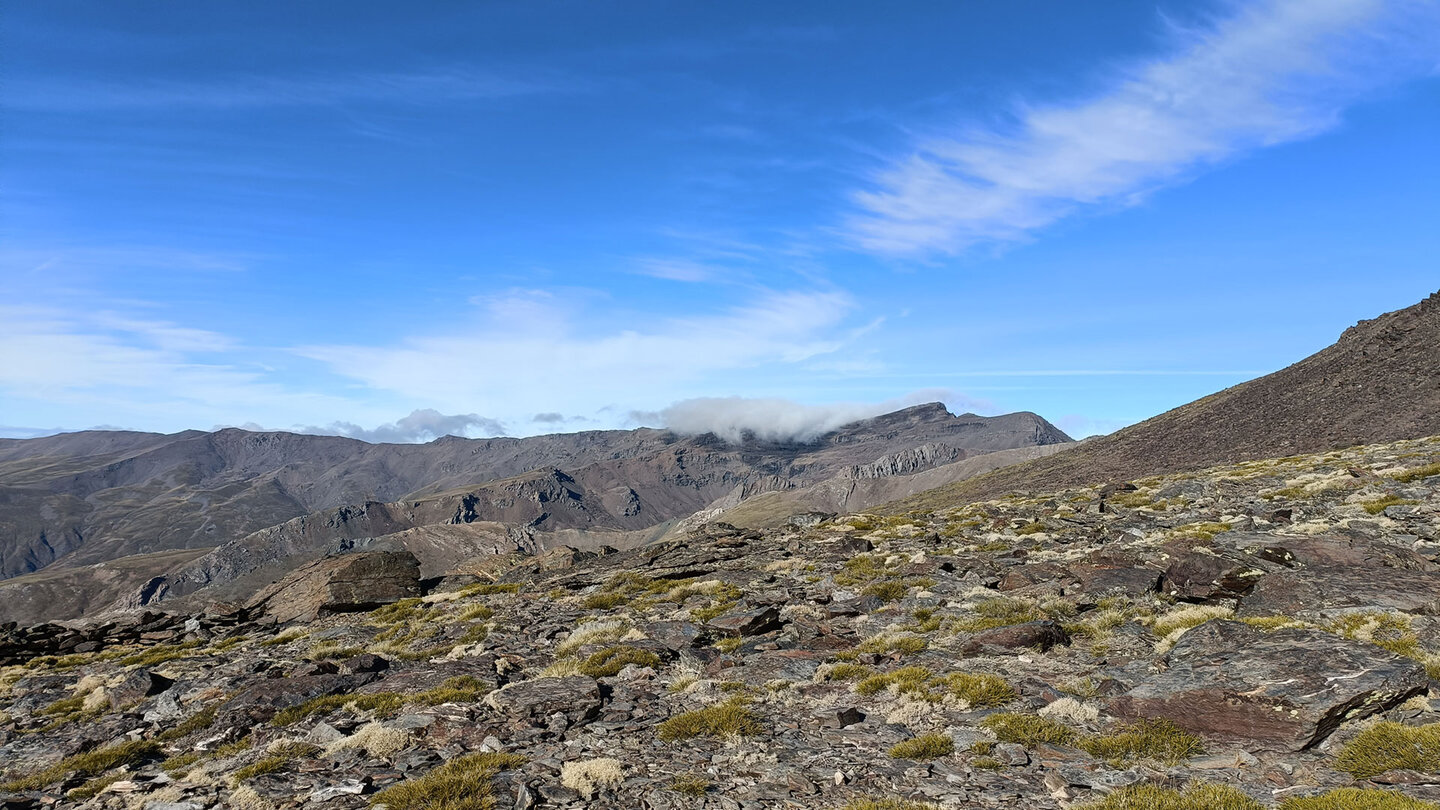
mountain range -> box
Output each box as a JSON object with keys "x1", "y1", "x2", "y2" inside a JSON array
[{"x1": 0, "y1": 408, "x2": 1071, "y2": 622}]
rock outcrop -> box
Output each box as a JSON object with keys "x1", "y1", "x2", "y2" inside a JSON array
[
  {"x1": 244, "y1": 550, "x2": 422, "y2": 624},
  {"x1": 1110, "y1": 620, "x2": 1430, "y2": 752}
]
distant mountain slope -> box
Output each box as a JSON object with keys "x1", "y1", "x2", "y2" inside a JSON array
[
  {"x1": 889, "y1": 290, "x2": 1440, "y2": 512},
  {"x1": 0, "y1": 406, "x2": 1071, "y2": 620},
  {"x1": 0, "y1": 426, "x2": 679, "y2": 580}
]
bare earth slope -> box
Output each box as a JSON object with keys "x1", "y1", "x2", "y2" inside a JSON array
[{"x1": 890, "y1": 289, "x2": 1440, "y2": 512}]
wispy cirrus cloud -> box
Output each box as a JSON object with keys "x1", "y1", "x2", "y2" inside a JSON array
[
  {"x1": 2, "y1": 66, "x2": 572, "y2": 113},
  {"x1": 847, "y1": 0, "x2": 1440, "y2": 256}
]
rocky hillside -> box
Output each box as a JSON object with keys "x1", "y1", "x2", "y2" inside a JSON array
[
  {"x1": 890, "y1": 289, "x2": 1440, "y2": 513},
  {"x1": 1, "y1": 434, "x2": 1437, "y2": 809},
  {"x1": 0, "y1": 407, "x2": 1071, "y2": 622}
]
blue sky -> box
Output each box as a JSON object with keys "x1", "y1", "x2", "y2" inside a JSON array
[{"x1": 2, "y1": 0, "x2": 1438, "y2": 442}]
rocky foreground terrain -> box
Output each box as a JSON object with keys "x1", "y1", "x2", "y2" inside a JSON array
[{"x1": 2, "y1": 432, "x2": 1439, "y2": 809}]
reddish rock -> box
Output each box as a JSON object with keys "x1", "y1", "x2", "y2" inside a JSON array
[
  {"x1": 1161, "y1": 551, "x2": 1267, "y2": 602},
  {"x1": 960, "y1": 620, "x2": 1069, "y2": 656}
]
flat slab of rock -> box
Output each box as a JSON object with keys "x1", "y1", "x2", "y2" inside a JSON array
[
  {"x1": 485, "y1": 676, "x2": 602, "y2": 727},
  {"x1": 706, "y1": 606, "x2": 782, "y2": 636},
  {"x1": 1109, "y1": 620, "x2": 1428, "y2": 752},
  {"x1": 1238, "y1": 566, "x2": 1440, "y2": 618},
  {"x1": 246, "y1": 550, "x2": 422, "y2": 623},
  {"x1": 1071, "y1": 566, "x2": 1161, "y2": 597}
]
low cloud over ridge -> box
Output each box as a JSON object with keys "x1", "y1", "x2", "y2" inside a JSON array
[
  {"x1": 651, "y1": 390, "x2": 991, "y2": 443},
  {"x1": 300, "y1": 409, "x2": 506, "y2": 443}
]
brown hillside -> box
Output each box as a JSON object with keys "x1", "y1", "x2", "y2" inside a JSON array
[{"x1": 889, "y1": 289, "x2": 1440, "y2": 511}]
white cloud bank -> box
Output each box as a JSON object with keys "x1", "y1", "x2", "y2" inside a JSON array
[
  {"x1": 848, "y1": 0, "x2": 1440, "y2": 255},
  {"x1": 648, "y1": 389, "x2": 992, "y2": 443},
  {"x1": 298, "y1": 287, "x2": 869, "y2": 420},
  {"x1": 298, "y1": 409, "x2": 507, "y2": 443}
]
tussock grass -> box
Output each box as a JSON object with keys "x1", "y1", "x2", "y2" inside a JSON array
[
  {"x1": 981, "y1": 713, "x2": 1077, "y2": 747},
  {"x1": 981, "y1": 713, "x2": 1204, "y2": 766},
  {"x1": 854, "y1": 666, "x2": 1014, "y2": 707},
  {"x1": 1077, "y1": 718, "x2": 1204, "y2": 766},
  {"x1": 1336, "y1": 722, "x2": 1440, "y2": 779},
  {"x1": 853, "y1": 632, "x2": 928, "y2": 656},
  {"x1": 368, "y1": 752, "x2": 526, "y2": 810},
  {"x1": 657, "y1": 698, "x2": 763, "y2": 741},
  {"x1": 1361, "y1": 495, "x2": 1420, "y2": 515},
  {"x1": 888, "y1": 734, "x2": 955, "y2": 760},
  {"x1": 578, "y1": 645, "x2": 661, "y2": 677},
  {"x1": 555, "y1": 619, "x2": 639, "y2": 656},
  {"x1": 669, "y1": 774, "x2": 711, "y2": 797},
  {"x1": 1392, "y1": 461, "x2": 1440, "y2": 483},
  {"x1": 1075, "y1": 783, "x2": 1263, "y2": 810},
  {"x1": 559, "y1": 758, "x2": 623, "y2": 799},
  {"x1": 1280, "y1": 789, "x2": 1440, "y2": 809}
]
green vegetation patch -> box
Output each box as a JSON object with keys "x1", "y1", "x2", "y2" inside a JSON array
[
  {"x1": 156, "y1": 705, "x2": 218, "y2": 742},
  {"x1": 657, "y1": 698, "x2": 763, "y2": 741},
  {"x1": 852, "y1": 633, "x2": 929, "y2": 656},
  {"x1": 854, "y1": 666, "x2": 1014, "y2": 707},
  {"x1": 669, "y1": 774, "x2": 711, "y2": 797},
  {"x1": 862, "y1": 581, "x2": 909, "y2": 603},
  {"x1": 0, "y1": 739, "x2": 162, "y2": 792},
  {"x1": 824, "y1": 663, "x2": 873, "y2": 682},
  {"x1": 1362, "y1": 495, "x2": 1420, "y2": 514},
  {"x1": 578, "y1": 645, "x2": 662, "y2": 677},
  {"x1": 1336, "y1": 722, "x2": 1440, "y2": 779},
  {"x1": 369, "y1": 752, "x2": 526, "y2": 810},
  {"x1": 1075, "y1": 783, "x2": 1263, "y2": 810},
  {"x1": 952, "y1": 596, "x2": 1047, "y2": 633},
  {"x1": 1280, "y1": 788, "x2": 1440, "y2": 810},
  {"x1": 1077, "y1": 718, "x2": 1204, "y2": 767},
  {"x1": 888, "y1": 734, "x2": 955, "y2": 761},
  {"x1": 981, "y1": 713, "x2": 1078, "y2": 747},
  {"x1": 981, "y1": 713, "x2": 1202, "y2": 766},
  {"x1": 1392, "y1": 461, "x2": 1440, "y2": 483},
  {"x1": 232, "y1": 755, "x2": 289, "y2": 784}
]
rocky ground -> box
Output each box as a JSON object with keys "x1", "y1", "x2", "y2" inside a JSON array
[{"x1": 3, "y1": 435, "x2": 1440, "y2": 810}]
